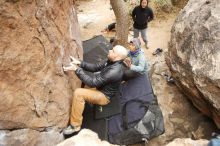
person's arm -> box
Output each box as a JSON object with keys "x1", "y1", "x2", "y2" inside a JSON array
[
  {"x1": 123, "y1": 57, "x2": 132, "y2": 68},
  {"x1": 148, "y1": 7, "x2": 154, "y2": 22},
  {"x1": 69, "y1": 56, "x2": 107, "y2": 72},
  {"x1": 132, "y1": 7, "x2": 137, "y2": 22},
  {"x1": 75, "y1": 67, "x2": 118, "y2": 88},
  {"x1": 80, "y1": 60, "x2": 107, "y2": 72},
  {"x1": 130, "y1": 53, "x2": 146, "y2": 73}
]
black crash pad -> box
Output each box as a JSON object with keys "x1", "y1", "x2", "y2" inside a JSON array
[{"x1": 81, "y1": 35, "x2": 121, "y2": 140}]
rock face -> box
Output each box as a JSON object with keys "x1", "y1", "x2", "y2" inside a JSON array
[
  {"x1": 0, "y1": 0, "x2": 82, "y2": 130},
  {"x1": 0, "y1": 129, "x2": 64, "y2": 146},
  {"x1": 148, "y1": 59, "x2": 217, "y2": 146},
  {"x1": 166, "y1": 0, "x2": 220, "y2": 128}
]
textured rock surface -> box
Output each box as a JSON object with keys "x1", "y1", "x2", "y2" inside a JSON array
[
  {"x1": 165, "y1": 138, "x2": 208, "y2": 146},
  {"x1": 0, "y1": 129, "x2": 64, "y2": 146},
  {"x1": 0, "y1": 0, "x2": 82, "y2": 130},
  {"x1": 56, "y1": 129, "x2": 117, "y2": 146},
  {"x1": 166, "y1": 0, "x2": 220, "y2": 128},
  {"x1": 146, "y1": 58, "x2": 217, "y2": 146}
]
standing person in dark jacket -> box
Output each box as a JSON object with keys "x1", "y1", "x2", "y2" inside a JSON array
[
  {"x1": 132, "y1": 0, "x2": 154, "y2": 49},
  {"x1": 62, "y1": 45, "x2": 128, "y2": 135}
]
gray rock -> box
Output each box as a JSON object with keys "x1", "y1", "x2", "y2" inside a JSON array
[
  {"x1": 166, "y1": 0, "x2": 220, "y2": 128},
  {"x1": 0, "y1": 129, "x2": 64, "y2": 146},
  {"x1": 56, "y1": 129, "x2": 116, "y2": 146},
  {"x1": 165, "y1": 138, "x2": 208, "y2": 146}
]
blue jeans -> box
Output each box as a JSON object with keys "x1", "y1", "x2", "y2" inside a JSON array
[{"x1": 133, "y1": 28, "x2": 147, "y2": 44}]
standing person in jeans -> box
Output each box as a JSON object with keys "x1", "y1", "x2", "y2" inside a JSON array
[
  {"x1": 132, "y1": 0, "x2": 154, "y2": 49},
  {"x1": 62, "y1": 45, "x2": 128, "y2": 135}
]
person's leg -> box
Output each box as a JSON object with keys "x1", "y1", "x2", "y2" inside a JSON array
[
  {"x1": 140, "y1": 28, "x2": 148, "y2": 48},
  {"x1": 64, "y1": 88, "x2": 109, "y2": 135},
  {"x1": 133, "y1": 28, "x2": 139, "y2": 38},
  {"x1": 70, "y1": 88, "x2": 109, "y2": 127}
]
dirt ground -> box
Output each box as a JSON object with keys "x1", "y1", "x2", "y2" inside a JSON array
[{"x1": 76, "y1": 0, "x2": 176, "y2": 60}]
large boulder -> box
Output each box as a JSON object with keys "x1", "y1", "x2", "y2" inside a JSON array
[
  {"x1": 0, "y1": 0, "x2": 82, "y2": 130},
  {"x1": 166, "y1": 0, "x2": 220, "y2": 128},
  {"x1": 148, "y1": 60, "x2": 217, "y2": 146}
]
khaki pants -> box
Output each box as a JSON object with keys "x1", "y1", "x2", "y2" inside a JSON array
[{"x1": 70, "y1": 88, "x2": 110, "y2": 127}]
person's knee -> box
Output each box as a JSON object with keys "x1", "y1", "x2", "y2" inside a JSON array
[
  {"x1": 73, "y1": 88, "x2": 85, "y2": 103},
  {"x1": 74, "y1": 88, "x2": 84, "y2": 97}
]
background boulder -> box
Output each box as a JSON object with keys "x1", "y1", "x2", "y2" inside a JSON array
[{"x1": 166, "y1": 0, "x2": 220, "y2": 128}]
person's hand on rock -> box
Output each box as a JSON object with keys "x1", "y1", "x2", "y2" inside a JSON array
[
  {"x1": 70, "y1": 56, "x2": 81, "y2": 65},
  {"x1": 63, "y1": 64, "x2": 78, "y2": 71}
]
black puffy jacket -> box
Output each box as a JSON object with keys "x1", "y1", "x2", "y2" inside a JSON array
[
  {"x1": 132, "y1": 6, "x2": 154, "y2": 29},
  {"x1": 75, "y1": 60, "x2": 124, "y2": 98}
]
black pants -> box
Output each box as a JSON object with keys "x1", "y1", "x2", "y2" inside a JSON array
[{"x1": 123, "y1": 69, "x2": 141, "y2": 81}]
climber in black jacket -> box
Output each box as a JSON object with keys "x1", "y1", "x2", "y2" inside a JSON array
[
  {"x1": 132, "y1": 0, "x2": 154, "y2": 49},
  {"x1": 62, "y1": 45, "x2": 128, "y2": 135}
]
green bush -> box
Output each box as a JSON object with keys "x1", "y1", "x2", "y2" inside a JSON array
[
  {"x1": 153, "y1": 0, "x2": 171, "y2": 7},
  {"x1": 152, "y1": 0, "x2": 173, "y2": 13}
]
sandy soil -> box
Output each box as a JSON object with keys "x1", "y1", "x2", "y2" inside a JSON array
[
  {"x1": 76, "y1": 0, "x2": 177, "y2": 61},
  {"x1": 76, "y1": 0, "x2": 115, "y2": 41}
]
